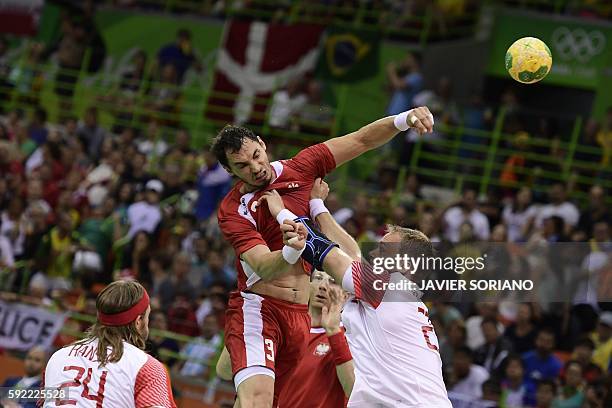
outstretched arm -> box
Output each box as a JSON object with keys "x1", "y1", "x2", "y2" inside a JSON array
[{"x1": 324, "y1": 107, "x2": 434, "y2": 167}]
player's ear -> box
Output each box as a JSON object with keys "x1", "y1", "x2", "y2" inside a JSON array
[{"x1": 257, "y1": 136, "x2": 266, "y2": 151}]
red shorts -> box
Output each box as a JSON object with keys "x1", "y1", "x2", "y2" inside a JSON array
[{"x1": 225, "y1": 290, "x2": 310, "y2": 402}]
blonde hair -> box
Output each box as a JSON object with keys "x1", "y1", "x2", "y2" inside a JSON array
[
  {"x1": 385, "y1": 224, "x2": 435, "y2": 257},
  {"x1": 76, "y1": 281, "x2": 147, "y2": 366}
]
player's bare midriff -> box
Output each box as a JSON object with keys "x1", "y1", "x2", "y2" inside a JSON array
[{"x1": 249, "y1": 264, "x2": 310, "y2": 304}]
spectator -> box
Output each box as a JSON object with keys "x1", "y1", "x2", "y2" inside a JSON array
[
  {"x1": 573, "y1": 338, "x2": 603, "y2": 384},
  {"x1": 466, "y1": 303, "x2": 503, "y2": 350},
  {"x1": 534, "y1": 183, "x2": 579, "y2": 234},
  {"x1": 195, "y1": 148, "x2": 232, "y2": 221},
  {"x1": 1, "y1": 346, "x2": 46, "y2": 408},
  {"x1": 385, "y1": 52, "x2": 423, "y2": 115},
  {"x1": 577, "y1": 185, "x2": 610, "y2": 239},
  {"x1": 118, "y1": 230, "x2": 153, "y2": 285},
  {"x1": 176, "y1": 313, "x2": 223, "y2": 378},
  {"x1": 157, "y1": 252, "x2": 197, "y2": 309},
  {"x1": 553, "y1": 361, "x2": 585, "y2": 408},
  {"x1": 440, "y1": 319, "x2": 467, "y2": 379},
  {"x1": 590, "y1": 312, "x2": 612, "y2": 372},
  {"x1": 449, "y1": 346, "x2": 490, "y2": 400},
  {"x1": 296, "y1": 79, "x2": 334, "y2": 136},
  {"x1": 157, "y1": 28, "x2": 202, "y2": 84},
  {"x1": 202, "y1": 248, "x2": 235, "y2": 290},
  {"x1": 36, "y1": 211, "x2": 78, "y2": 290},
  {"x1": 146, "y1": 64, "x2": 181, "y2": 125},
  {"x1": 523, "y1": 328, "x2": 563, "y2": 400},
  {"x1": 77, "y1": 106, "x2": 106, "y2": 163},
  {"x1": 535, "y1": 379, "x2": 557, "y2": 408},
  {"x1": 126, "y1": 179, "x2": 163, "y2": 239},
  {"x1": 479, "y1": 379, "x2": 502, "y2": 407},
  {"x1": 147, "y1": 310, "x2": 180, "y2": 369},
  {"x1": 474, "y1": 317, "x2": 514, "y2": 375},
  {"x1": 268, "y1": 76, "x2": 307, "y2": 129},
  {"x1": 443, "y1": 188, "x2": 490, "y2": 243},
  {"x1": 500, "y1": 354, "x2": 532, "y2": 408},
  {"x1": 505, "y1": 303, "x2": 539, "y2": 354},
  {"x1": 27, "y1": 107, "x2": 48, "y2": 146},
  {"x1": 121, "y1": 151, "x2": 151, "y2": 193},
  {"x1": 502, "y1": 186, "x2": 538, "y2": 242}
]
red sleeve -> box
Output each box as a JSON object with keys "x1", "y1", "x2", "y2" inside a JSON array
[
  {"x1": 218, "y1": 204, "x2": 267, "y2": 256},
  {"x1": 289, "y1": 143, "x2": 336, "y2": 178},
  {"x1": 134, "y1": 355, "x2": 177, "y2": 408}
]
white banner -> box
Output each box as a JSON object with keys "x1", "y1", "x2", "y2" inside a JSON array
[{"x1": 0, "y1": 300, "x2": 68, "y2": 351}]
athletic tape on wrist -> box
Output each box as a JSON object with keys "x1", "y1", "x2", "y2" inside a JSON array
[
  {"x1": 393, "y1": 110, "x2": 411, "y2": 131},
  {"x1": 282, "y1": 244, "x2": 304, "y2": 264},
  {"x1": 309, "y1": 198, "x2": 328, "y2": 219},
  {"x1": 276, "y1": 209, "x2": 298, "y2": 225}
]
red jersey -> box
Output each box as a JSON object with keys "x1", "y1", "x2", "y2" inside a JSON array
[
  {"x1": 218, "y1": 143, "x2": 336, "y2": 291},
  {"x1": 278, "y1": 327, "x2": 350, "y2": 408}
]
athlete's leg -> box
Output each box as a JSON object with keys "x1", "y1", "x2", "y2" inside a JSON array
[{"x1": 235, "y1": 374, "x2": 274, "y2": 408}]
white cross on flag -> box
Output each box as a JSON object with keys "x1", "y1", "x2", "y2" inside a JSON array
[{"x1": 206, "y1": 20, "x2": 324, "y2": 125}]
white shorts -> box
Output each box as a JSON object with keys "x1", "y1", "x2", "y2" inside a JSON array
[{"x1": 348, "y1": 378, "x2": 451, "y2": 408}]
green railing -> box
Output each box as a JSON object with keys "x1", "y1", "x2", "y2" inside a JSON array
[
  {"x1": 1, "y1": 41, "x2": 609, "y2": 208},
  {"x1": 98, "y1": 0, "x2": 480, "y2": 46}
]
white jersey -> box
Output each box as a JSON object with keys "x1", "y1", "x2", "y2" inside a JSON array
[
  {"x1": 342, "y1": 273, "x2": 452, "y2": 408},
  {"x1": 43, "y1": 339, "x2": 175, "y2": 408}
]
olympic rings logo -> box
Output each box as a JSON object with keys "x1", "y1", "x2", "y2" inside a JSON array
[{"x1": 551, "y1": 27, "x2": 606, "y2": 63}]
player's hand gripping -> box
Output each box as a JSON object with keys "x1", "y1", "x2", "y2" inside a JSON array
[
  {"x1": 321, "y1": 285, "x2": 346, "y2": 336},
  {"x1": 311, "y1": 178, "x2": 330, "y2": 200},
  {"x1": 280, "y1": 220, "x2": 307, "y2": 250},
  {"x1": 260, "y1": 189, "x2": 285, "y2": 218},
  {"x1": 407, "y1": 106, "x2": 434, "y2": 135}
]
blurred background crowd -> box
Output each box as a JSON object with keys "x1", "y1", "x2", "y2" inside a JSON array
[{"x1": 0, "y1": 0, "x2": 610, "y2": 407}]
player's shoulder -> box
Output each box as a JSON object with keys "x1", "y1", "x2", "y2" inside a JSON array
[
  {"x1": 136, "y1": 353, "x2": 169, "y2": 379},
  {"x1": 218, "y1": 184, "x2": 243, "y2": 216}
]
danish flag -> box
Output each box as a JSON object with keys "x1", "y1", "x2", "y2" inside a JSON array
[{"x1": 205, "y1": 20, "x2": 324, "y2": 125}]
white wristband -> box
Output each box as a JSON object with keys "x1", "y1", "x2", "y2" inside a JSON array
[
  {"x1": 282, "y1": 244, "x2": 304, "y2": 264},
  {"x1": 393, "y1": 110, "x2": 411, "y2": 131},
  {"x1": 309, "y1": 198, "x2": 328, "y2": 220},
  {"x1": 276, "y1": 209, "x2": 298, "y2": 225}
]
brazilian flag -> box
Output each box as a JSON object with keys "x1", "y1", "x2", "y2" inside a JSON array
[{"x1": 317, "y1": 28, "x2": 380, "y2": 82}]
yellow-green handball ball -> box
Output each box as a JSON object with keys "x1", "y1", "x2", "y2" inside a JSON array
[{"x1": 505, "y1": 37, "x2": 553, "y2": 84}]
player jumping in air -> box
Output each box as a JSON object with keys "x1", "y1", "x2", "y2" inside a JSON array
[
  {"x1": 262, "y1": 182, "x2": 452, "y2": 408},
  {"x1": 213, "y1": 106, "x2": 433, "y2": 407},
  {"x1": 43, "y1": 281, "x2": 176, "y2": 408},
  {"x1": 216, "y1": 180, "x2": 354, "y2": 408}
]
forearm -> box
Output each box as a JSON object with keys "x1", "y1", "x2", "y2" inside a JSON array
[
  {"x1": 315, "y1": 212, "x2": 361, "y2": 262},
  {"x1": 249, "y1": 250, "x2": 294, "y2": 281},
  {"x1": 352, "y1": 116, "x2": 399, "y2": 152},
  {"x1": 336, "y1": 361, "x2": 355, "y2": 397}
]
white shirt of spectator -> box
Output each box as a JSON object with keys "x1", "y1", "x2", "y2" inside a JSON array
[
  {"x1": 0, "y1": 211, "x2": 25, "y2": 257},
  {"x1": 443, "y1": 206, "x2": 490, "y2": 243},
  {"x1": 534, "y1": 201, "x2": 579, "y2": 229},
  {"x1": 127, "y1": 201, "x2": 162, "y2": 239},
  {"x1": 465, "y1": 315, "x2": 505, "y2": 351},
  {"x1": 502, "y1": 204, "x2": 538, "y2": 242},
  {"x1": 179, "y1": 333, "x2": 222, "y2": 377},
  {"x1": 268, "y1": 90, "x2": 307, "y2": 128},
  {"x1": 449, "y1": 364, "x2": 490, "y2": 399},
  {"x1": 0, "y1": 234, "x2": 14, "y2": 268}
]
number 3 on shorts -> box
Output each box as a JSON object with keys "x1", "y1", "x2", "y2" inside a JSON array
[{"x1": 264, "y1": 339, "x2": 275, "y2": 362}]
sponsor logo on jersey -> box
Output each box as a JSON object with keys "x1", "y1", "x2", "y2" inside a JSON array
[{"x1": 287, "y1": 182, "x2": 299, "y2": 189}]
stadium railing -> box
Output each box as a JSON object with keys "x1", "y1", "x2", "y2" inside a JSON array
[
  {"x1": 1, "y1": 43, "x2": 609, "y2": 208},
  {"x1": 97, "y1": 0, "x2": 480, "y2": 46}
]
